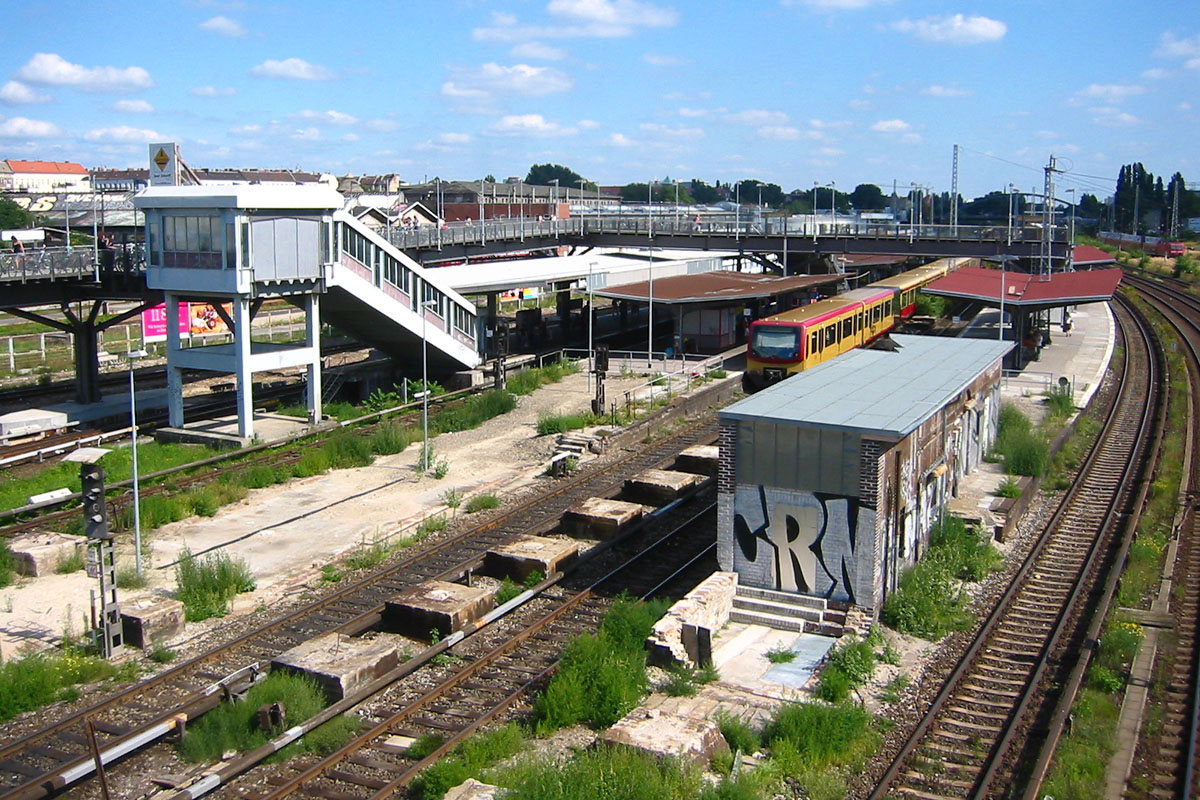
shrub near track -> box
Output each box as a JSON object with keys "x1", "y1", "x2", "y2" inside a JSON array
[{"x1": 174, "y1": 550, "x2": 256, "y2": 621}]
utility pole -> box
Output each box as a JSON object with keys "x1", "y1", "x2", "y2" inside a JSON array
[
  {"x1": 1171, "y1": 179, "x2": 1180, "y2": 240},
  {"x1": 951, "y1": 144, "x2": 959, "y2": 233},
  {"x1": 1040, "y1": 154, "x2": 1059, "y2": 279}
]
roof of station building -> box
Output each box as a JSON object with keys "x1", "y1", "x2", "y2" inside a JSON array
[
  {"x1": 1072, "y1": 245, "x2": 1117, "y2": 266},
  {"x1": 922, "y1": 266, "x2": 1122, "y2": 308},
  {"x1": 593, "y1": 270, "x2": 842, "y2": 304},
  {"x1": 134, "y1": 184, "x2": 344, "y2": 210},
  {"x1": 720, "y1": 334, "x2": 1012, "y2": 439}
]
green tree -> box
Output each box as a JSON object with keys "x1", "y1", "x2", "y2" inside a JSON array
[
  {"x1": 848, "y1": 183, "x2": 886, "y2": 211},
  {"x1": 0, "y1": 198, "x2": 32, "y2": 231},
  {"x1": 734, "y1": 180, "x2": 784, "y2": 208},
  {"x1": 620, "y1": 182, "x2": 651, "y2": 202},
  {"x1": 525, "y1": 163, "x2": 585, "y2": 187},
  {"x1": 689, "y1": 179, "x2": 720, "y2": 204}
]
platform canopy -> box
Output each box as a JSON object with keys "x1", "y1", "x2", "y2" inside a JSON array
[
  {"x1": 923, "y1": 266, "x2": 1123, "y2": 312},
  {"x1": 1071, "y1": 245, "x2": 1117, "y2": 267},
  {"x1": 593, "y1": 270, "x2": 840, "y2": 305}
]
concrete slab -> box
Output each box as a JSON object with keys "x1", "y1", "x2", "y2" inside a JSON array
[
  {"x1": 0, "y1": 408, "x2": 68, "y2": 438},
  {"x1": 384, "y1": 580, "x2": 494, "y2": 639},
  {"x1": 623, "y1": 468, "x2": 703, "y2": 506},
  {"x1": 710, "y1": 622, "x2": 835, "y2": 701},
  {"x1": 561, "y1": 497, "x2": 645, "y2": 539},
  {"x1": 272, "y1": 631, "x2": 404, "y2": 701},
  {"x1": 8, "y1": 532, "x2": 82, "y2": 577},
  {"x1": 483, "y1": 535, "x2": 578, "y2": 583},
  {"x1": 674, "y1": 444, "x2": 719, "y2": 476},
  {"x1": 603, "y1": 707, "x2": 728, "y2": 763},
  {"x1": 120, "y1": 596, "x2": 186, "y2": 649},
  {"x1": 156, "y1": 412, "x2": 334, "y2": 449}
]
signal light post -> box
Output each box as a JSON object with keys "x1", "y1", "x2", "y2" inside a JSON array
[{"x1": 66, "y1": 448, "x2": 122, "y2": 657}]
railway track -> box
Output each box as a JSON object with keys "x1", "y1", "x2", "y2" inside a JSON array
[
  {"x1": 0, "y1": 392, "x2": 725, "y2": 800},
  {"x1": 1113, "y1": 273, "x2": 1200, "y2": 799},
  {"x1": 868, "y1": 297, "x2": 1162, "y2": 800},
  {"x1": 189, "y1": 481, "x2": 718, "y2": 800}
]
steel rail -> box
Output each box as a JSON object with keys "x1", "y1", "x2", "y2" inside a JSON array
[{"x1": 869, "y1": 296, "x2": 1159, "y2": 799}]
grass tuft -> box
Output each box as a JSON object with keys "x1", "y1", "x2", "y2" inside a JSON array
[
  {"x1": 465, "y1": 493, "x2": 500, "y2": 513},
  {"x1": 174, "y1": 549, "x2": 256, "y2": 622}
]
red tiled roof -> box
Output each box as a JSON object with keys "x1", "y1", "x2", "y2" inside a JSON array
[
  {"x1": 1072, "y1": 245, "x2": 1117, "y2": 265},
  {"x1": 6, "y1": 160, "x2": 88, "y2": 175},
  {"x1": 924, "y1": 266, "x2": 1123, "y2": 307},
  {"x1": 595, "y1": 271, "x2": 841, "y2": 303}
]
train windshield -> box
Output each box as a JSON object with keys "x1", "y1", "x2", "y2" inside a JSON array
[{"x1": 750, "y1": 325, "x2": 800, "y2": 360}]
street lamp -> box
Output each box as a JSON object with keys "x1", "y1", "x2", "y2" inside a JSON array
[
  {"x1": 735, "y1": 181, "x2": 741, "y2": 242},
  {"x1": 123, "y1": 348, "x2": 149, "y2": 577},
  {"x1": 1066, "y1": 188, "x2": 1076, "y2": 246},
  {"x1": 550, "y1": 178, "x2": 560, "y2": 237},
  {"x1": 1007, "y1": 183, "x2": 1015, "y2": 245},
  {"x1": 420, "y1": 297, "x2": 438, "y2": 474}
]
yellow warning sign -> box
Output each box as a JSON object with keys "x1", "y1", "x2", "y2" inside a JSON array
[{"x1": 153, "y1": 148, "x2": 169, "y2": 170}]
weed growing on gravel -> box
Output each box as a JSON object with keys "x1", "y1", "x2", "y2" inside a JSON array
[
  {"x1": 115, "y1": 564, "x2": 148, "y2": 590},
  {"x1": 465, "y1": 493, "x2": 500, "y2": 513},
  {"x1": 343, "y1": 538, "x2": 396, "y2": 572},
  {"x1": 1043, "y1": 383, "x2": 1076, "y2": 419},
  {"x1": 54, "y1": 547, "x2": 85, "y2": 574},
  {"x1": 0, "y1": 540, "x2": 14, "y2": 588},
  {"x1": 431, "y1": 390, "x2": 516, "y2": 434},
  {"x1": 0, "y1": 646, "x2": 135, "y2": 722},
  {"x1": 487, "y1": 742, "x2": 703, "y2": 800},
  {"x1": 717, "y1": 711, "x2": 761, "y2": 755},
  {"x1": 179, "y1": 672, "x2": 327, "y2": 762},
  {"x1": 763, "y1": 701, "x2": 878, "y2": 772},
  {"x1": 370, "y1": 422, "x2": 413, "y2": 455},
  {"x1": 415, "y1": 722, "x2": 525, "y2": 799},
  {"x1": 536, "y1": 411, "x2": 601, "y2": 435},
  {"x1": 995, "y1": 476, "x2": 1022, "y2": 498},
  {"x1": 149, "y1": 643, "x2": 177, "y2": 664},
  {"x1": 534, "y1": 594, "x2": 669, "y2": 734},
  {"x1": 879, "y1": 673, "x2": 911, "y2": 703},
  {"x1": 174, "y1": 550, "x2": 256, "y2": 621},
  {"x1": 993, "y1": 403, "x2": 1049, "y2": 477},
  {"x1": 1039, "y1": 688, "x2": 1120, "y2": 800},
  {"x1": 764, "y1": 645, "x2": 796, "y2": 663},
  {"x1": 816, "y1": 638, "x2": 876, "y2": 702},
  {"x1": 494, "y1": 577, "x2": 523, "y2": 605}
]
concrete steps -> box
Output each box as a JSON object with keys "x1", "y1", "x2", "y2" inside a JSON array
[{"x1": 731, "y1": 585, "x2": 846, "y2": 636}]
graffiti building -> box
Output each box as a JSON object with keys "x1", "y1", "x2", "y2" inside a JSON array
[{"x1": 717, "y1": 334, "x2": 1011, "y2": 615}]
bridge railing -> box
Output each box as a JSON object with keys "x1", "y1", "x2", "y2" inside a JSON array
[
  {"x1": 383, "y1": 215, "x2": 1065, "y2": 252},
  {"x1": 0, "y1": 244, "x2": 145, "y2": 284}
]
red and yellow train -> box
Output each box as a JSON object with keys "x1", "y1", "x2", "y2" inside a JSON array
[{"x1": 743, "y1": 257, "x2": 970, "y2": 391}]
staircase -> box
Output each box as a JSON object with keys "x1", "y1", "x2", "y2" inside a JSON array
[{"x1": 731, "y1": 585, "x2": 847, "y2": 637}]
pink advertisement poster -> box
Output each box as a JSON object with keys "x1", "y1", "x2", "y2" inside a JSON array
[{"x1": 141, "y1": 303, "x2": 190, "y2": 343}]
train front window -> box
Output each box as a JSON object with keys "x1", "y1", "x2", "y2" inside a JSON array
[{"x1": 750, "y1": 326, "x2": 800, "y2": 360}]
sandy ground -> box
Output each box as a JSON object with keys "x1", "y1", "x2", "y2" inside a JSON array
[{"x1": 0, "y1": 367, "x2": 691, "y2": 654}]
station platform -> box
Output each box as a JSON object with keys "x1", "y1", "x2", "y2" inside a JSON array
[{"x1": 949, "y1": 298, "x2": 1116, "y2": 527}]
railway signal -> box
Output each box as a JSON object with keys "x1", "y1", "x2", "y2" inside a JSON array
[{"x1": 65, "y1": 448, "x2": 123, "y2": 657}]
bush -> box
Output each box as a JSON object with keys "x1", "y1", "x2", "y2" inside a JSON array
[
  {"x1": 371, "y1": 422, "x2": 412, "y2": 455},
  {"x1": 929, "y1": 515, "x2": 1002, "y2": 582},
  {"x1": 993, "y1": 404, "x2": 1049, "y2": 477},
  {"x1": 0, "y1": 647, "x2": 130, "y2": 722},
  {"x1": 465, "y1": 493, "x2": 500, "y2": 513},
  {"x1": 536, "y1": 412, "x2": 599, "y2": 436},
  {"x1": 432, "y1": 390, "x2": 516, "y2": 434},
  {"x1": 417, "y1": 723, "x2": 525, "y2": 800},
  {"x1": 179, "y1": 672, "x2": 327, "y2": 763},
  {"x1": 116, "y1": 564, "x2": 148, "y2": 589},
  {"x1": 0, "y1": 540, "x2": 14, "y2": 588},
  {"x1": 1044, "y1": 384, "x2": 1075, "y2": 419},
  {"x1": 534, "y1": 595, "x2": 669, "y2": 734},
  {"x1": 321, "y1": 432, "x2": 374, "y2": 469},
  {"x1": 716, "y1": 711, "x2": 761, "y2": 755},
  {"x1": 495, "y1": 577, "x2": 524, "y2": 605},
  {"x1": 995, "y1": 476, "x2": 1022, "y2": 498},
  {"x1": 764, "y1": 645, "x2": 796, "y2": 663},
  {"x1": 880, "y1": 559, "x2": 971, "y2": 639},
  {"x1": 763, "y1": 701, "x2": 877, "y2": 770},
  {"x1": 417, "y1": 515, "x2": 448, "y2": 536},
  {"x1": 55, "y1": 547, "x2": 85, "y2": 574},
  {"x1": 174, "y1": 550, "x2": 256, "y2": 622},
  {"x1": 491, "y1": 743, "x2": 702, "y2": 800}
]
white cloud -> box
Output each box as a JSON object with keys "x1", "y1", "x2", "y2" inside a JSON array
[
  {"x1": 577, "y1": 119, "x2": 600, "y2": 129},
  {"x1": 679, "y1": 107, "x2": 709, "y2": 117},
  {"x1": 511, "y1": 42, "x2": 566, "y2": 60},
  {"x1": 1141, "y1": 67, "x2": 1169, "y2": 80},
  {"x1": 16, "y1": 52, "x2": 153, "y2": 93},
  {"x1": 230, "y1": 124, "x2": 261, "y2": 136},
  {"x1": 757, "y1": 126, "x2": 802, "y2": 141},
  {"x1": 921, "y1": 84, "x2": 972, "y2": 97},
  {"x1": 891, "y1": 14, "x2": 1007, "y2": 45},
  {"x1": 639, "y1": 122, "x2": 704, "y2": 140},
  {"x1": 644, "y1": 53, "x2": 688, "y2": 66},
  {"x1": 726, "y1": 109, "x2": 789, "y2": 125},
  {"x1": 870, "y1": 118, "x2": 910, "y2": 132},
  {"x1": 1156, "y1": 31, "x2": 1200, "y2": 68},
  {"x1": 809, "y1": 118, "x2": 851, "y2": 129},
  {"x1": 1180, "y1": 101, "x2": 1193, "y2": 111},
  {"x1": 610, "y1": 132, "x2": 635, "y2": 146},
  {"x1": 199, "y1": 15, "x2": 246, "y2": 37},
  {"x1": 0, "y1": 80, "x2": 51, "y2": 104},
  {"x1": 0, "y1": 116, "x2": 61, "y2": 137},
  {"x1": 113, "y1": 99, "x2": 154, "y2": 113},
  {"x1": 442, "y1": 63, "x2": 572, "y2": 100},
  {"x1": 1076, "y1": 83, "x2": 1145, "y2": 102},
  {"x1": 84, "y1": 125, "x2": 162, "y2": 143},
  {"x1": 816, "y1": 146, "x2": 845, "y2": 156},
  {"x1": 190, "y1": 85, "x2": 236, "y2": 97},
  {"x1": 250, "y1": 58, "x2": 335, "y2": 81},
  {"x1": 847, "y1": 98, "x2": 871, "y2": 110},
  {"x1": 1090, "y1": 107, "x2": 1139, "y2": 127},
  {"x1": 440, "y1": 132, "x2": 471, "y2": 144},
  {"x1": 486, "y1": 114, "x2": 577, "y2": 137},
  {"x1": 367, "y1": 119, "x2": 400, "y2": 132},
  {"x1": 473, "y1": 0, "x2": 677, "y2": 41},
  {"x1": 291, "y1": 127, "x2": 322, "y2": 141},
  {"x1": 343, "y1": 133, "x2": 360, "y2": 142},
  {"x1": 295, "y1": 109, "x2": 359, "y2": 125},
  {"x1": 900, "y1": 132, "x2": 921, "y2": 144}
]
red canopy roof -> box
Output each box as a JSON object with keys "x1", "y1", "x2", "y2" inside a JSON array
[
  {"x1": 924, "y1": 266, "x2": 1123, "y2": 308},
  {"x1": 1072, "y1": 245, "x2": 1116, "y2": 266}
]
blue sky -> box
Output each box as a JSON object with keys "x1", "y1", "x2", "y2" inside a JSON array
[{"x1": 1, "y1": 0, "x2": 1196, "y2": 200}]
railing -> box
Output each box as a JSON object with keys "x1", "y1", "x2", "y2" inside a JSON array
[
  {"x1": 383, "y1": 215, "x2": 1068, "y2": 252},
  {"x1": 0, "y1": 244, "x2": 145, "y2": 283}
]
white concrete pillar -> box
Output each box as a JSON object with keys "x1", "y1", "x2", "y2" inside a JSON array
[
  {"x1": 306, "y1": 292, "x2": 322, "y2": 424},
  {"x1": 234, "y1": 295, "x2": 254, "y2": 439},
  {"x1": 165, "y1": 294, "x2": 185, "y2": 428}
]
